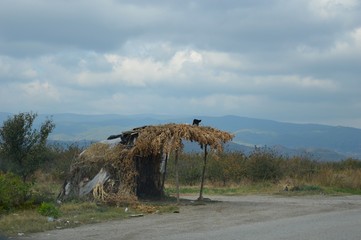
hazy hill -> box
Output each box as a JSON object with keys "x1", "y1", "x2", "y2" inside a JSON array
[{"x1": 1, "y1": 112, "x2": 361, "y2": 161}]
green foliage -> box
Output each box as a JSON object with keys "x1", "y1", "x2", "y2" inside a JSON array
[
  {"x1": 40, "y1": 143, "x2": 83, "y2": 181},
  {"x1": 246, "y1": 147, "x2": 283, "y2": 181},
  {"x1": 165, "y1": 147, "x2": 361, "y2": 188},
  {"x1": 280, "y1": 156, "x2": 319, "y2": 180},
  {"x1": 299, "y1": 185, "x2": 323, "y2": 192},
  {"x1": 37, "y1": 202, "x2": 60, "y2": 218},
  {"x1": 0, "y1": 112, "x2": 55, "y2": 181},
  {"x1": 167, "y1": 148, "x2": 286, "y2": 185},
  {"x1": 167, "y1": 153, "x2": 203, "y2": 185},
  {"x1": 0, "y1": 172, "x2": 31, "y2": 212},
  {"x1": 332, "y1": 158, "x2": 361, "y2": 170},
  {"x1": 179, "y1": 154, "x2": 203, "y2": 185},
  {"x1": 207, "y1": 152, "x2": 247, "y2": 185}
]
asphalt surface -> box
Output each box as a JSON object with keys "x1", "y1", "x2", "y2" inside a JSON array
[{"x1": 17, "y1": 195, "x2": 361, "y2": 240}]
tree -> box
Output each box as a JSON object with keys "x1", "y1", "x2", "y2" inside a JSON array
[{"x1": 0, "y1": 112, "x2": 55, "y2": 182}]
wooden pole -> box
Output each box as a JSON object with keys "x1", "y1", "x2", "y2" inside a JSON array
[
  {"x1": 198, "y1": 144, "x2": 208, "y2": 201},
  {"x1": 175, "y1": 150, "x2": 180, "y2": 204},
  {"x1": 161, "y1": 153, "x2": 168, "y2": 197}
]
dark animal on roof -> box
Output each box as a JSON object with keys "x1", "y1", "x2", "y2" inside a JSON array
[
  {"x1": 107, "y1": 134, "x2": 123, "y2": 140},
  {"x1": 193, "y1": 119, "x2": 202, "y2": 126}
]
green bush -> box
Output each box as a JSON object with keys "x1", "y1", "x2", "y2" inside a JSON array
[
  {"x1": 37, "y1": 202, "x2": 60, "y2": 218},
  {"x1": 0, "y1": 112, "x2": 55, "y2": 182},
  {"x1": 246, "y1": 147, "x2": 283, "y2": 181},
  {"x1": 336, "y1": 158, "x2": 361, "y2": 170},
  {"x1": 40, "y1": 143, "x2": 83, "y2": 181},
  {"x1": 0, "y1": 172, "x2": 31, "y2": 212},
  {"x1": 281, "y1": 156, "x2": 318, "y2": 180},
  {"x1": 176, "y1": 153, "x2": 203, "y2": 185},
  {"x1": 207, "y1": 152, "x2": 247, "y2": 185},
  {"x1": 163, "y1": 149, "x2": 361, "y2": 188}
]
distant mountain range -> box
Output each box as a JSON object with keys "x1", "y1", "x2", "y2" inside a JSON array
[{"x1": 1, "y1": 112, "x2": 361, "y2": 161}]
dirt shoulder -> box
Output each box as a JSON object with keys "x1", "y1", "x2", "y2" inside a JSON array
[{"x1": 18, "y1": 194, "x2": 361, "y2": 240}]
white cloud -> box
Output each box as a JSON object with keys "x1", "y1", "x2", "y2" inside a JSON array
[
  {"x1": 331, "y1": 27, "x2": 361, "y2": 54},
  {"x1": 22, "y1": 68, "x2": 38, "y2": 78},
  {"x1": 104, "y1": 54, "x2": 165, "y2": 86},
  {"x1": 308, "y1": 0, "x2": 359, "y2": 19},
  {"x1": 260, "y1": 75, "x2": 338, "y2": 91},
  {"x1": 296, "y1": 26, "x2": 361, "y2": 64},
  {"x1": 170, "y1": 50, "x2": 203, "y2": 69},
  {"x1": 202, "y1": 51, "x2": 248, "y2": 70},
  {"x1": 100, "y1": 49, "x2": 204, "y2": 87},
  {"x1": 0, "y1": 1, "x2": 360, "y2": 127},
  {"x1": 20, "y1": 80, "x2": 60, "y2": 101},
  {"x1": 74, "y1": 48, "x2": 254, "y2": 94}
]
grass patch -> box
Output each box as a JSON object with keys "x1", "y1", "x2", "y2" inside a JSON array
[
  {"x1": 59, "y1": 202, "x2": 129, "y2": 224},
  {"x1": 166, "y1": 182, "x2": 361, "y2": 198},
  {"x1": 300, "y1": 185, "x2": 323, "y2": 191},
  {"x1": 0, "y1": 210, "x2": 53, "y2": 235},
  {"x1": 276, "y1": 184, "x2": 325, "y2": 196},
  {"x1": 2, "y1": 180, "x2": 360, "y2": 237},
  {"x1": 322, "y1": 187, "x2": 361, "y2": 195},
  {"x1": 0, "y1": 201, "x2": 179, "y2": 237},
  {"x1": 165, "y1": 182, "x2": 281, "y2": 196}
]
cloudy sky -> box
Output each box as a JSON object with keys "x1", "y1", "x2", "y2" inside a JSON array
[{"x1": 1, "y1": 0, "x2": 360, "y2": 127}]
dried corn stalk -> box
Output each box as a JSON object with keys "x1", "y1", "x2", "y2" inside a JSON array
[{"x1": 59, "y1": 123, "x2": 233, "y2": 204}]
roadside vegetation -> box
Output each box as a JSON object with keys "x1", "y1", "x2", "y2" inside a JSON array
[
  {"x1": 165, "y1": 149, "x2": 361, "y2": 196},
  {"x1": 1, "y1": 112, "x2": 361, "y2": 236}
]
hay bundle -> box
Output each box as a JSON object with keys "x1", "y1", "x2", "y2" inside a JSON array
[{"x1": 134, "y1": 124, "x2": 233, "y2": 155}]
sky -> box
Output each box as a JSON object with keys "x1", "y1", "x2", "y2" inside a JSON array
[{"x1": 0, "y1": 0, "x2": 361, "y2": 128}]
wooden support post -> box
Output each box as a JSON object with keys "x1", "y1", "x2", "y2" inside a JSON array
[
  {"x1": 198, "y1": 144, "x2": 208, "y2": 201},
  {"x1": 175, "y1": 150, "x2": 180, "y2": 204},
  {"x1": 161, "y1": 153, "x2": 168, "y2": 197}
]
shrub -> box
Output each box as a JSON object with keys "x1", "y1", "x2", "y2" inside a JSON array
[
  {"x1": 37, "y1": 202, "x2": 60, "y2": 218},
  {"x1": 281, "y1": 156, "x2": 318, "y2": 180},
  {"x1": 0, "y1": 172, "x2": 31, "y2": 212},
  {"x1": 337, "y1": 158, "x2": 361, "y2": 170},
  {"x1": 41, "y1": 143, "x2": 83, "y2": 181},
  {"x1": 246, "y1": 147, "x2": 283, "y2": 181},
  {"x1": 176, "y1": 153, "x2": 203, "y2": 185},
  {"x1": 316, "y1": 168, "x2": 361, "y2": 190},
  {"x1": 207, "y1": 152, "x2": 247, "y2": 185},
  {"x1": 0, "y1": 112, "x2": 55, "y2": 182}
]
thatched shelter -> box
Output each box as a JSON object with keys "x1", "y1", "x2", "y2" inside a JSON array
[{"x1": 57, "y1": 123, "x2": 233, "y2": 204}]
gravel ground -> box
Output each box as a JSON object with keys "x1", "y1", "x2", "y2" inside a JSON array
[{"x1": 16, "y1": 194, "x2": 361, "y2": 240}]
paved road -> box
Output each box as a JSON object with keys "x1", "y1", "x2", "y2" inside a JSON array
[{"x1": 19, "y1": 195, "x2": 361, "y2": 240}]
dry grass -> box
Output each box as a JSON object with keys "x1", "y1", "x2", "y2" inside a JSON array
[
  {"x1": 134, "y1": 124, "x2": 234, "y2": 155},
  {"x1": 0, "y1": 201, "x2": 179, "y2": 237},
  {"x1": 313, "y1": 168, "x2": 361, "y2": 190},
  {"x1": 0, "y1": 209, "x2": 58, "y2": 236},
  {"x1": 77, "y1": 124, "x2": 233, "y2": 166}
]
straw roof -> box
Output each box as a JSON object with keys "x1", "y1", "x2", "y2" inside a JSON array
[
  {"x1": 76, "y1": 123, "x2": 234, "y2": 166},
  {"x1": 133, "y1": 123, "x2": 234, "y2": 156}
]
